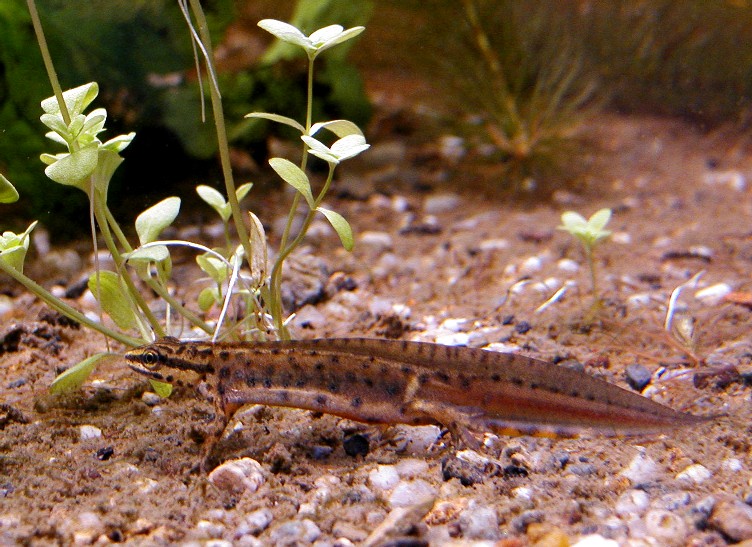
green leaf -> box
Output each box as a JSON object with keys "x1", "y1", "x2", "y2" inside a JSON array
[
  {"x1": 41, "y1": 82, "x2": 99, "y2": 118},
  {"x1": 245, "y1": 112, "x2": 305, "y2": 133},
  {"x1": 90, "y1": 149, "x2": 124, "y2": 200},
  {"x1": 309, "y1": 119, "x2": 363, "y2": 138},
  {"x1": 126, "y1": 245, "x2": 170, "y2": 263},
  {"x1": 0, "y1": 174, "x2": 19, "y2": 204},
  {"x1": 0, "y1": 221, "x2": 37, "y2": 273},
  {"x1": 88, "y1": 271, "x2": 137, "y2": 330},
  {"x1": 101, "y1": 132, "x2": 135, "y2": 153},
  {"x1": 196, "y1": 252, "x2": 229, "y2": 284},
  {"x1": 198, "y1": 286, "x2": 220, "y2": 311},
  {"x1": 43, "y1": 143, "x2": 99, "y2": 189},
  {"x1": 268, "y1": 158, "x2": 314, "y2": 208},
  {"x1": 317, "y1": 207, "x2": 353, "y2": 251},
  {"x1": 149, "y1": 379, "x2": 173, "y2": 398},
  {"x1": 135, "y1": 197, "x2": 181, "y2": 245},
  {"x1": 49, "y1": 352, "x2": 112, "y2": 394},
  {"x1": 257, "y1": 19, "x2": 310, "y2": 48},
  {"x1": 196, "y1": 185, "x2": 228, "y2": 220},
  {"x1": 236, "y1": 182, "x2": 254, "y2": 202}
]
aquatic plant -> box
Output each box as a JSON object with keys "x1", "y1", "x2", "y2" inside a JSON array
[
  {"x1": 558, "y1": 208, "x2": 612, "y2": 321},
  {"x1": 0, "y1": 0, "x2": 367, "y2": 392}
]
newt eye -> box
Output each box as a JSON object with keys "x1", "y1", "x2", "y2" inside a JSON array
[{"x1": 141, "y1": 349, "x2": 161, "y2": 368}]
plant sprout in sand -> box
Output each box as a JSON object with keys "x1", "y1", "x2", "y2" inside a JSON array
[{"x1": 559, "y1": 208, "x2": 612, "y2": 321}]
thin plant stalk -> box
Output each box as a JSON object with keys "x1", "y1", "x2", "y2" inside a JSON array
[
  {"x1": 187, "y1": 0, "x2": 253, "y2": 270},
  {"x1": 268, "y1": 57, "x2": 316, "y2": 338}
]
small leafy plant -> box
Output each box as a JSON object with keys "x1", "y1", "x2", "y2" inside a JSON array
[
  {"x1": 558, "y1": 208, "x2": 612, "y2": 321},
  {"x1": 0, "y1": 1, "x2": 368, "y2": 393}
]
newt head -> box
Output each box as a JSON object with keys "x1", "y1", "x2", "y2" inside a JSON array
[{"x1": 124, "y1": 337, "x2": 213, "y2": 383}]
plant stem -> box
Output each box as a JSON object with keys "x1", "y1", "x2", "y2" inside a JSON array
[
  {"x1": 0, "y1": 259, "x2": 141, "y2": 347},
  {"x1": 187, "y1": 0, "x2": 253, "y2": 271},
  {"x1": 269, "y1": 57, "x2": 317, "y2": 338},
  {"x1": 26, "y1": 0, "x2": 70, "y2": 126}
]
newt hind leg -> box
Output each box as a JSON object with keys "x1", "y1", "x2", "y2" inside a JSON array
[{"x1": 407, "y1": 399, "x2": 485, "y2": 450}]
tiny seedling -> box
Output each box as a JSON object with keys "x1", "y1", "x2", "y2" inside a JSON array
[
  {"x1": 558, "y1": 208, "x2": 612, "y2": 321},
  {"x1": 0, "y1": 2, "x2": 368, "y2": 394}
]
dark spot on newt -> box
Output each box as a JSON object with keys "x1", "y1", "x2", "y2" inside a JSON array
[
  {"x1": 295, "y1": 376, "x2": 308, "y2": 388},
  {"x1": 419, "y1": 373, "x2": 430, "y2": 385},
  {"x1": 530, "y1": 382, "x2": 539, "y2": 390},
  {"x1": 270, "y1": 348, "x2": 280, "y2": 355},
  {"x1": 263, "y1": 378, "x2": 272, "y2": 388},
  {"x1": 245, "y1": 375, "x2": 257, "y2": 387},
  {"x1": 511, "y1": 377, "x2": 523, "y2": 387},
  {"x1": 277, "y1": 390, "x2": 290, "y2": 402},
  {"x1": 331, "y1": 355, "x2": 340, "y2": 365},
  {"x1": 351, "y1": 396, "x2": 362, "y2": 408},
  {"x1": 491, "y1": 373, "x2": 501, "y2": 382},
  {"x1": 328, "y1": 381, "x2": 340, "y2": 393},
  {"x1": 219, "y1": 351, "x2": 230, "y2": 361},
  {"x1": 219, "y1": 366, "x2": 230, "y2": 379},
  {"x1": 315, "y1": 394, "x2": 328, "y2": 406},
  {"x1": 385, "y1": 383, "x2": 400, "y2": 396},
  {"x1": 459, "y1": 375, "x2": 471, "y2": 389},
  {"x1": 175, "y1": 345, "x2": 185, "y2": 355},
  {"x1": 344, "y1": 371, "x2": 356, "y2": 384},
  {"x1": 315, "y1": 362, "x2": 325, "y2": 372},
  {"x1": 401, "y1": 365, "x2": 412, "y2": 375},
  {"x1": 198, "y1": 348, "x2": 213, "y2": 357},
  {"x1": 364, "y1": 378, "x2": 374, "y2": 388},
  {"x1": 434, "y1": 371, "x2": 450, "y2": 383},
  {"x1": 361, "y1": 361, "x2": 371, "y2": 370}
]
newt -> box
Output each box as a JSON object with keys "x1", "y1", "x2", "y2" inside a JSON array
[{"x1": 125, "y1": 337, "x2": 714, "y2": 466}]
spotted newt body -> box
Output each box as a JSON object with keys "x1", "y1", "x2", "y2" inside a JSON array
[{"x1": 125, "y1": 337, "x2": 713, "y2": 462}]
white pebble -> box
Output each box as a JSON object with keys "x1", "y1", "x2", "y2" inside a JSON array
[
  {"x1": 557, "y1": 258, "x2": 580, "y2": 272},
  {"x1": 675, "y1": 463, "x2": 712, "y2": 483},
  {"x1": 79, "y1": 289, "x2": 98, "y2": 310},
  {"x1": 141, "y1": 392, "x2": 161, "y2": 406},
  {"x1": 434, "y1": 332, "x2": 470, "y2": 346},
  {"x1": 0, "y1": 296, "x2": 14, "y2": 317},
  {"x1": 359, "y1": 231, "x2": 393, "y2": 251},
  {"x1": 722, "y1": 458, "x2": 744, "y2": 472},
  {"x1": 395, "y1": 459, "x2": 429, "y2": 479},
  {"x1": 79, "y1": 425, "x2": 102, "y2": 441},
  {"x1": 235, "y1": 509, "x2": 273, "y2": 537},
  {"x1": 644, "y1": 509, "x2": 687, "y2": 546},
  {"x1": 391, "y1": 195, "x2": 409, "y2": 212},
  {"x1": 388, "y1": 479, "x2": 436, "y2": 508},
  {"x1": 520, "y1": 255, "x2": 543, "y2": 274},
  {"x1": 478, "y1": 238, "x2": 510, "y2": 251},
  {"x1": 208, "y1": 458, "x2": 265, "y2": 495},
  {"x1": 458, "y1": 504, "x2": 499, "y2": 540},
  {"x1": 391, "y1": 425, "x2": 441, "y2": 452},
  {"x1": 694, "y1": 283, "x2": 731, "y2": 305},
  {"x1": 369, "y1": 465, "x2": 400, "y2": 491},
  {"x1": 572, "y1": 534, "x2": 619, "y2": 547},
  {"x1": 438, "y1": 135, "x2": 465, "y2": 164},
  {"x1": 612, "y1": 231, "x2": 631, "y2": 244},
  {"x1": 627, "y1": 293, "x2": 653, "y2": 308},
  {"x1": 269, "y1": 519, "x2": 320, "y2": 544},
  {"x1": 424, "y1": 193, "x2": 461, "y2": 214},
  {"x1": 620, "y1": 451, "x2": 662, "y2": 485},
  {"x1": 439, "y1": 317, "x2": 470, "y2": 332},
  {"x1": 615, "y1": 489, "x2": 650, "y2": 517},
  {"x1": 50, "y1": 285, "x2": 67, "y2": 298},
  {"x1": 703, "y1": 169, "x2": 746, "y2": 191},
  {"x1": 195, "y1": 520, "x2": 225, "y2": 539}
]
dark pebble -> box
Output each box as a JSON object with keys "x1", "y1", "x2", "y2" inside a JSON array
[
  {"x1": 7, "y1": 378, "x2": 26, "y2": 389},
  {"x1": 310, "y1": 445, "x2": 334, "y2": 460},
  {"x1": 694, "y1": 365, "x2": 740, "y2": 390},
  {"x1": 502, "y1": 465, "x2": 529, "y2": 478},
  {"x1": 552, "y1": 451, "x2": 570, "y2": 468},
  {"x1": 343, "y1": 434, "x2": 369, "y2": 458},
  {"x1": 0, "y1": 482, "x2": 14, "y2": 497},
  {"x1": 514, "y1": 321, "x2": 532, "y2": 334},
  {"x1": 510, "y1": 509, "x2": 544, "y2": 533},
  {"x1": 568, "y1": 463, "x2": 597, "y2": 476},
  {"x1": 441, "y1": 455, "x2": 486, "y2": 486},
  {"x1": 625, "y1": 363, "x2": 652, "y2": 391},
  {"x1": 96, "y1": 446, "x2": 114, "y2": 461},
  {"x1": 501, "y1": 315, "x2": 515, "y2": 325}
]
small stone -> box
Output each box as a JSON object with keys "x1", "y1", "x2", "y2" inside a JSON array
[
  {"x1": 234, "y1": 509, "x2": 273, "y2": 537},
  {"x1": 208, "y1": 458, "x2": 265, "y2": 495},
  {"x1": 478, "y1": 238, "x2": 510, "y2": 252},
  {"x1": 388, "y1": 479, "x2": 436, "y2": 508},
  {"x1": 439, "y1": 317, "x2": 470, "y2": 332},
  {"x1": 572, "y1": 535, "x2": 619, "y2": 547},
  {"x1": 458, "y1": 504, "x2": 499, "y2": 540},
  {"x1": 625, "y1": 363, "x2": 652, "y2": 391},
  {"x1": 424, "y1": 193, "x2": 461, "y2": 214},
  {"x1": 627, "y1": 293, "x2": 652, "y2": 308},
  {"x1": 520, "y1": 255, "x2": 543, "y2": 274},
  {"x1": 644, "y1": 509, "x2": 688, "y2": 546},
  {"x1": 620, "y1": 451, "x2": 661, "y2": 485},
  {"x1": 359, "y1": 231, "x2": 394, "y2": 251},
  {"x1": 434, "y1": 332, "x2": 470, "y2": 346},
  {"x1": 269, "y1": 519, "x2": 321, "y2": 544},
  {"x1": 695, "y1": 283, "x2": 732, "y2": 305},
  {"x1": 708, "y1": 500, "x2": 752, "y2": 541},
  {"x1": 79, "y1": 425, "x2": 102, "y2": 441},
  {"x1": 141, "y1": 392, "x2": 161, "y2": 406},
  {"x1": 331, "y1": 521, "x2": 368, "y2": 542},
  {"x1": 615, "y1": 489, "x2": 650, "y2": 517},
  {"x1": 438, "y1": 135, "x2": 465, "y2": 164},
  {"x1": 369, "y1": 465, "x2": 400, "y2": 491},
  {"x1": 557, "y1": 258, "x2": 580, "y2": 273},
  {"x1": 390, "y1": 425, "x2": 441, "y2": 453},
  {"x1": 703, "y1": 169, "x2": 746, "y2": 191},
  {"x1": 395, "y1": 459, "x2": 430, "y2": 479},
  {"x1": 676, "y1": 463, "x2": 712, "y2": 484},
  {"x1": 195, "y1": 520, "x2": 225, "y2": 539}
]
